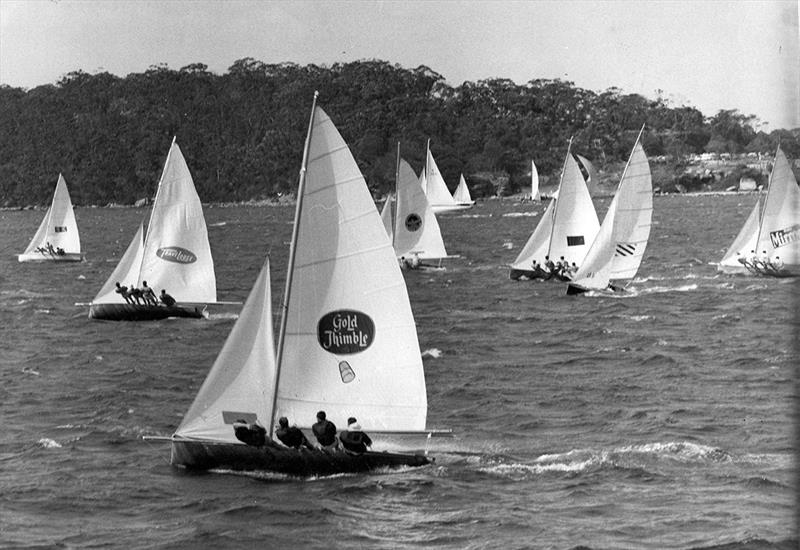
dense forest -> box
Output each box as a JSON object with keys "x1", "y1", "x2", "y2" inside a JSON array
[{"x1": 0, "y1": 59, "x2": 797, "y2": 207}]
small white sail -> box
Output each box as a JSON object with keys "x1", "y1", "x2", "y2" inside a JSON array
[
  {"x1": 752, "y1": 147, "x2": 800, "y2": 273},
  {"x1": 175, "y1": 257, "x2": 277, "y2": 442},
  {"x1": 394, "y1": 158, "x2": 449, "y2": 261},
  {"x1": 380, "y1": 194, "x2": 395, "y2": 241},
  {"x1": 92, "y1": 223, "x2": 145, "y2": 304},
  {"x1": 576, "y1": 154, "x2": 600, "y2": 196},
  {"x1": 138, "y1": 139, "x2": 216, "y2": 303},
  {"x1": 509, "y1": 198, "x2": 555, "y2": 273},
  {"x1": 19, "y1": 174, "x2": 82, "y2": 261},
  {"x1": 425, "y1": 144, "x2": 469, "y2": 213},
  {"x1": 718, "y1": 199, "x2": 761, "y2": 274},
  {"x1": 547, "y1": 148, "x2": 600, "y2": 266},
  {"x1": 570, "y1": 133, "x2": 653, "y2": 291},
  {"x1": 531, "y1": 160, "x2": 541, "y2": 201},
  {"x1": 453, "y1": 174, "x2": 474, "y2": 205},
  {"x1": 275, "y1": 106, "x2": 427, "y2": 432}
]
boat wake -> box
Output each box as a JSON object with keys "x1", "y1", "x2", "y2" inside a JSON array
[
  {"x1": 502, "y1": 211, "x2": 539, "y2": 218},
  {"x1": 421, "y1": 348, "x2": 442, "y2": 359}
]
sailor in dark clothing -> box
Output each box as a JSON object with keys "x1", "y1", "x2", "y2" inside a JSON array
[
  {"x1": 130, "y1": 286, "x2": 144, "y2": 305},
  {"x1": 312, "y1": 411, "x2": 338, "y2": 450},
  {"x1": 115, "y1": 282, "x2": 134, "y2": 304},
  {"x1": 160, "y1": 289, "x2": 176, "y2": 307},
  {"x1": 233, "y1": 419, "x2": 266, "y2": 447},
  {"x1": 339, "y1": 417, "x2": 373, "y2": 454},
  {"x1": 275, "y1": 417, "x2": 313, "y2": 450}
]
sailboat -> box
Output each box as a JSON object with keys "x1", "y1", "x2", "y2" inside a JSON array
[
  {"x1": 530, "y1": 160, "x2": 541, "y2": 201},
  {"x1": 88, "y1": 138, "x2": 217, "y2": 321},
  {"x1": 18, "y1": 174, "x2": 84, "y2": 262},
  {"x1": 716, "y1": 197, "x2": 761, "y2": 274},
  {"x1": 509, "y1": 141, "x2": 600, "y2": 280},
  {"x1": 170, "y1": 94, "x2": 435, "y2": 475},
  {"x1": 393, "y1": 155, "x2": 452, "y2": 269},
  {"x1": 738, "y1": 146, "x2": 800, "y2": 277},
  {"x1": 423, "y1": 141, "x2": 472, "y2": 214},
  {"x1": 567, "y1": 127, "x2": 653, "y2": 295},
  {"x1": 452, "y1": 174, "x2": 475, "y2": 207}
]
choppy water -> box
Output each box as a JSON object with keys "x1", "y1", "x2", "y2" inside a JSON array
[{"x1": 0, "y1": 195, "x2": 796, "y2": 549}]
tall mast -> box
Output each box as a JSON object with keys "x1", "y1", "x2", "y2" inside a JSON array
[
  {"x1": 141, "y1": 136, "x2": 177, "y2": 281},
  {"x1": 270, "y1": 91, "x2": 319, "y2": 437},
  {"x1": 393, "y1": 141, "x2": 401, "y2": 247}
]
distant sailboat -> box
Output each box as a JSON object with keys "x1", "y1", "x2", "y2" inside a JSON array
[
  {"x1": 717, "y1": 198, "x2": 761, "y2": 274},
  {"x1": 452, "y1": 174, "x2": 475, "y2": 206},
  {"x1": 88, "y1": 138, "x2": 217, "y2": 320},
  {"x1": 567, "y1": 127, "x2": 653, "y2": 295},
  {"x1": 739, "y1": 146, "x2": 800, "y2": 277},
  {"x1": 170, "y1": 94, "x2": 437, "y2": 476},
  {"x1": 530, "y1": 160, "x2": 541, "y2": 201},
  {"x1": 18, "y1": 174, "x2": 83, "y2": 262},
  {"x1": 424, "y1": 141, "x2": 472, "y2": 214},
  {"x1": 393, "y1": 156, "x2": 451, "y2": 269},
  {"x1": 509, "y1": 141, "x2": 600, "y2": 280}
]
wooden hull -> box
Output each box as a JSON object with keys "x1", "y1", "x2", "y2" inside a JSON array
[
  {"x1": 170, "y1": 438, "x2": 431, "y2": 476},
  {"x1": 88, "y1": 303, "x2": 205, "y2": 321},
  {"x1": 18, "y1": 253, "x2": 84, "y2": 263}
]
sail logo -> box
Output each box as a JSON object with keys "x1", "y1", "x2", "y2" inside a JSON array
[
  {"x1": 567, "y1": 235, "x2": 585, "y2": 246},
  {"x1": 405, "y1": 213, "x2": 422, "y2": 232},
  {"x1": 54, "y1": 226, "x2": 68, "y2": 233},
  {"x1": 317, "y1": 310, "x2": 375, "y2": 354},
  {"x1": 156, "y1": 247, "x2": 197, "y2": 264},
  {"x1": 769, "y1": 225, "x2": 800, "y2": 249}
]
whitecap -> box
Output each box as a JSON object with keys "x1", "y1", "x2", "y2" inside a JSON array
[
  {"x1": 38, "y1": 438, "x2": 62, "y2": 449},
  {"x1": 421, "y1": 348, "x2": 442, "y2": 359}
]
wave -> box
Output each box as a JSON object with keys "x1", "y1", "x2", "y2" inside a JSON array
[
  {"x1": 421, "y1": 348, "x2": 442, "y2": 359},
  {"x1": 501, "y1": 212, "x2": 539, "y2": 218},
  {"x1": 37, "y1": 438, "x2": 62, "y2": 449}
]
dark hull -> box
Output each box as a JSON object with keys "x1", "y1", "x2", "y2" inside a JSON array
[
  {"x1": 171, "y1": 438, "x2": 431, "y2": 477},
  {"x1": 88, "y1": 303, "x2": 204, "y2": 321},
  {"x1": 566, "y1": 283, "x2": 588, "y2": 295},
  {"x1": 18, "y1": 253, "x2": 84, "y2": 263}
]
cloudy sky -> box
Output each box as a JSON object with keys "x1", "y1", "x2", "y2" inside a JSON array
[{"x1": 1, "y1": 0, "x2": 798, "y2": 130}]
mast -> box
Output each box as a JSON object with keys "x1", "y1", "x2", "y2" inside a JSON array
[
  {"x1": 546, "y1": 136, "x2": 573, "y2": 258},
  {"x1": 393, "y1": 141, "x2": 401, "y2": 247},
  {"x1": 753, "y1": 145, "x2": 779, "y2": 256},
  {"x1": 270, "y1": 91, "x2": 319, "y2": 438}
]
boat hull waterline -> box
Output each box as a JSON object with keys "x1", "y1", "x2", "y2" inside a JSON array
[
  {"x1": 18, "y1": 253, "x2": 84, "y2": 263},
  {"x1": 88, "y1": 303, "x2": 205, "y2": 321},
  {"x1": 171, "y1": 438, "x2": 431, "y2": 476}
]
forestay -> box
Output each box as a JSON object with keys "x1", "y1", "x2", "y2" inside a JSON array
[
  {"x1": 718, "y1": 198, "x2": 761, "y2": 273},
  {"x1": 92, "y1": 224, "x2": 145, "y2": 304}
]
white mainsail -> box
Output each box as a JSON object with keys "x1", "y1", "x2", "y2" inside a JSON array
[
  {"x1": 570, "y1": 131, "x2": 653, "y2": 291},
  {"x1": 547, "y1": 145, "x2": 600, "y2": 265},
  {"x1": 20, "y1": 174, "x2": 81, "y2": 260},
  {"x1": 92, "y1": 139, "x2": 216, "y2": 304},
  {"x1": 275, "y1": 105, "x2": 427, "y2": 432},
  {"x1": 718, "y1": 198, "x2": 761, "y2": 274},
  {"x1": 175, "y1": 257, "x2": 276, "y2": 442},
  {"x1": 531, "y1": 160, "x2": 541, "y2": 201},
  {"x1": 393, "y1": 158, "x2": 449, "y2": 260},
  {"x1": 752, "y1": 147, "x2": 800, "y2": 273},
  {"x1": 453, "y1": 174, "x2": 474, "y2": 205}
]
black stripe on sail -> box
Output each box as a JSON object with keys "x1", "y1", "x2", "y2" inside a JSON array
[{"x1": 615, "y1": 243, "x2": 636, "y2": 256}]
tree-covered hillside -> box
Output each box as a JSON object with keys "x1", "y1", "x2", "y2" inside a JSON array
[{"x1": 0, "y1": 59, "x2": 796, "y2": 206}]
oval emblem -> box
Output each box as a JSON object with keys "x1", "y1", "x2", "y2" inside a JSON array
[
  {"x1": 156, "y1": 247, "x2": 197, "y2": 264},
  {"x1": 317, "y1": 310, "x2": 375, "y2": 354},
  {"x1": 405, "y1": 213, "x2": 422, "y2": 232}
]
